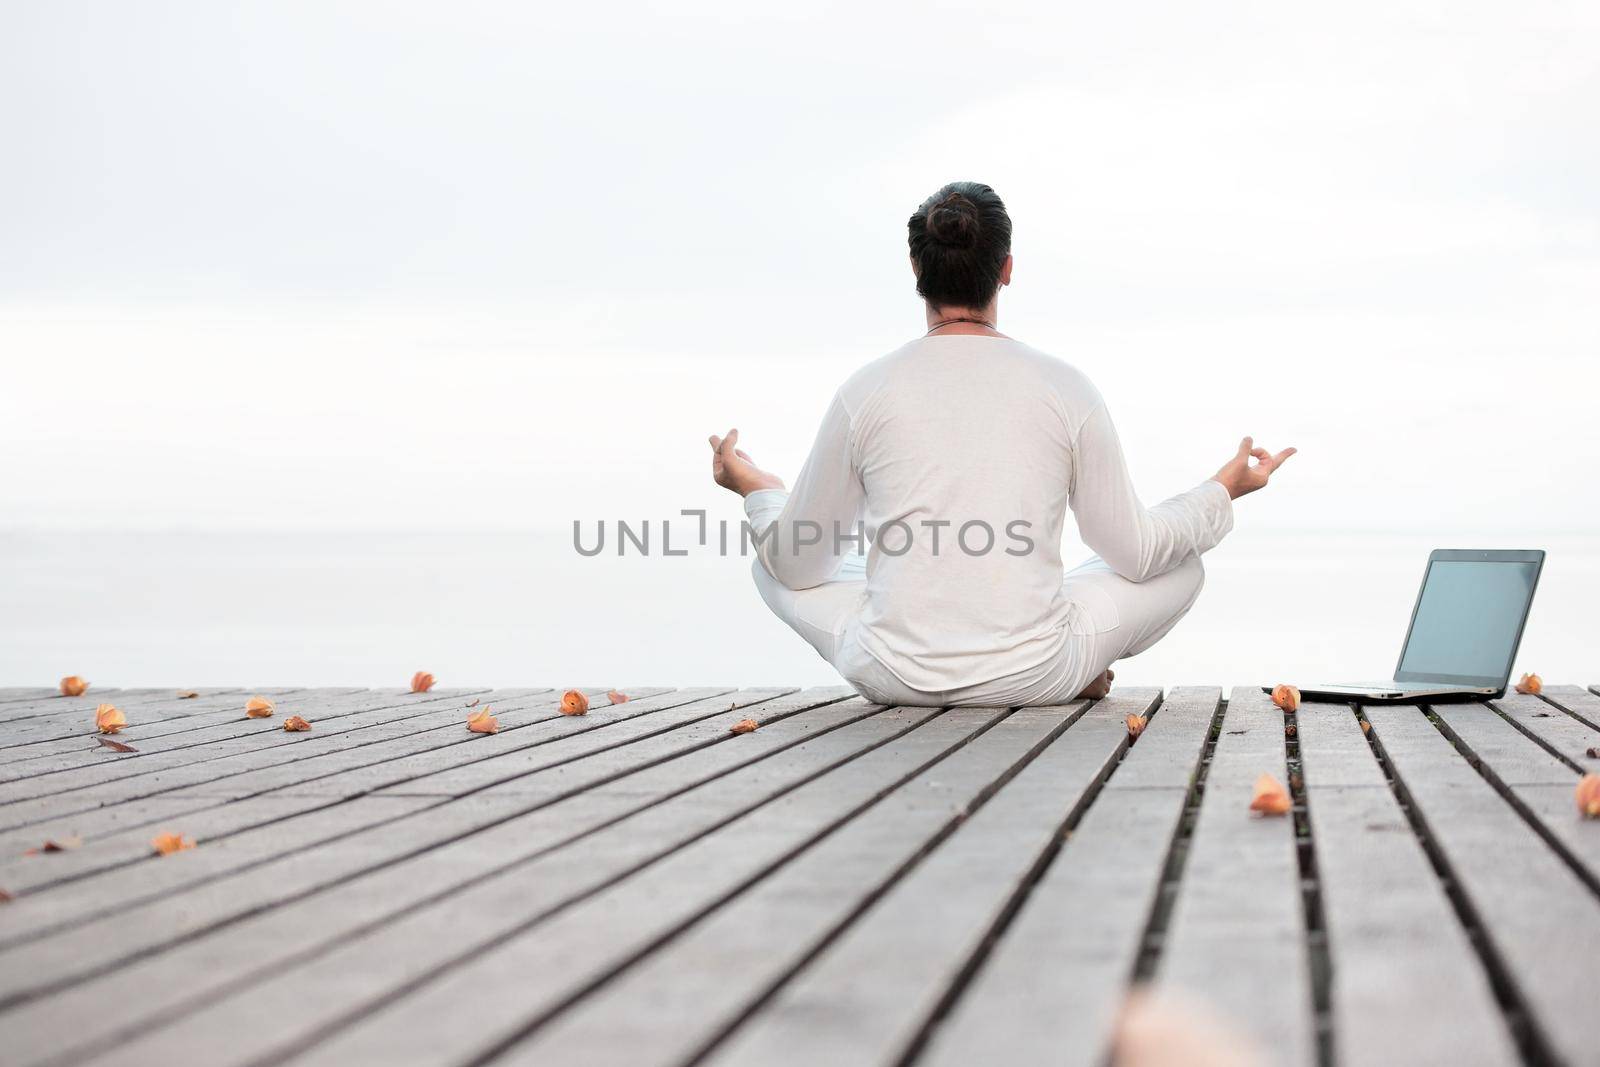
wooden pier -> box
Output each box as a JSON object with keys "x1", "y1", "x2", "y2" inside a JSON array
[{"x1": 1, "y1": 683, "x2": 1597, "y2": 1066}]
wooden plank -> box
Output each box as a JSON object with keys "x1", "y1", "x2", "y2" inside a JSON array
[
  {"x1": 0, "y1": 686, "x2": 700, "y2": 866},
  {"x1": 692, "y1": 692, "x2": 1156, "y2": 1067},
  {"x1": 164, "y1": 686, "x2": 733, "y2": 800},
  {"x1": 0, "y1": 692, "x2": 887, "y2": 1064},
  {"x1": 920, "y1": 687, "x2": 1221, "y2": 1067},
  {"x1": 1431, "y1": 702, "x2": 1600, "y2": 888},
  {"x1": 0, "y1": 687, "x2": 560, "y2": 840},
  {"x1": 1497, "y1": 686, "x2": 1600, "y2": 760},
  {"x1": 1296, "y1": 699, "x2": 1517, "y2": 1066},
  {"x1": 0, "y1": 688, "x2": 523, "y2": 803},
  {"x1": 0, "y1": 687, "x2": 502, "y2": 781},
  {"x1": 1364, "y1": 702, "x2": 1600, "y2": 1065},
  {"x1": 154, "y1": 702, "x2": 1048, "y2": 1067},
  {"x1": 166, "y1": 706, "x2": 996, "y2": 1067},
  {"x1": 1156, "y1": 684, "x2": 1313, "y2": 1067},
  {"x1": 0, "y1": 795, "x2": 359, "y2": 898},
  {"x1": 0, "y1": 688, "x2": 253, "y2": 722},
  {"x1": 0, "y1": 687, "x2": 777, "y2": 944},
  {"x1": 0, "y1": 687, "x2": 307, "y2": 749}
]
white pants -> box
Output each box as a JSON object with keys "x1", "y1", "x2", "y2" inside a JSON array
[{"x1": 752, "y1": 554, "x2": 1205, "y2": 707}]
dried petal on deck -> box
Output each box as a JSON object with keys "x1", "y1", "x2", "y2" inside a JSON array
[
  {"x1": 1514, "y1": 673, "x2": 1542, "y2": 695},
  {"x1": 607, "y1": 690, "x2": 630, "y2": 704},
  {"x1": 730, "y1": 718, "x2": 759, "y2": 735},
  {"x1": 0, "y1": 889, "x2": 12, "y2": 903},
  {"x1": 410, "y1": 671, "x2": 436, "y2": 693},
  {"x1": 27, "y1": 836, "x2": 84, "y2": 855},
  {"x1": 60, "y1": 676, "x2": 89, "y2": 697},
  {"x1": 1114, "y1": 987, "x2": 1267, "y2": 1067},
  {"x1": 244, "y1": 696, "x2": 275, "y2": 718},
  {"x1": 96, "y1": 737, "x2": 138, "y2": 753},
  {"x1": 283, "y1": 716, "x2": 312, "y2": 732},
  {"x1": 150, "y1": 833, "x2": 195, "y2": 855},
  {"x1": 560, "y1": 690, "x2": 590, "y2": 716},
  {"x1": 466, "y1": 708, "x2": 499, "y2": 734},
  {"x1": 177, "y1": 690, "x2": 199, "y2": 699},
  {"x1": 95, "y1": 704, "x2": 126, "y2": 734},
  {"x1": 1126, "y1": 714, "x2": 1148, "y2": 738},
  {"x1": 1577, "y1": 775, "x2": 1600, "y2": 818},
  {"x1": 1587, "y1": 747, "x2": 1600, "y2": 759},
  {"x1": 1270, "y1": 684, "x2": 1301, "y2": 713},
  {"x1": 1249, "y1": 773, "x2": 1292, "y2": 815}
]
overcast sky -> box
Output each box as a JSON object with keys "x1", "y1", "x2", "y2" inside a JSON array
[{"x1": 3, "y1": 0, "x2": 1597, "y2": 535}]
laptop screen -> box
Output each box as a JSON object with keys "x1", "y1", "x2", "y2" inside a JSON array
[{"x1": 1395, "y1": 556, "x2": 1542, "y2": 686}]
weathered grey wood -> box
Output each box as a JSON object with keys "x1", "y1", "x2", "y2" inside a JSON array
[
  {"x1": 0, "y1": 688, "x2": 255, "y2": 723},
  {"x1": 0, "y1": 687, "x2": 809, "y2": 939},
  {"x1": 0, "y1": 693, "x2": 888, "y2": 1063},
  {"x1": 0, "y1": 687, "x2": 501, "y2": 781},
  {"x1": 205, "y1": 706, "x2": 990, "y2": 1067},
  {"x1": 1365, "y1": 702, "x2": 1600, "y2": 1066},
  {"x1": 171, "y1": 686, "x2": 731, "y2": 800},
  {"x1": 1156, "y1": 684, "x2": 1313, "y2": 1067},
  {"x1": 1296, "y1": 700, "x2": 1517, "y2": 1066},
  {"x1": 505, "y1": 699, "x2": 1076, "y2": 1067},
  {"x1": 0, "y1": 687, "x2": 83, "y2": 706},
  {"x1": 1494, "y1": 687, "x2": 1600, "y2": 761},
  {"x1": 0, "y1": 794, "x2": 354, "y2": 898},
  {"x1": 697, "y1": 692, "x2": 1155, "y2": 1067},
  {"x1": 0, "y1": 691, "x2": 552, "y2": 846},
  {"x1": 5, "y1": 680, "x2": 1598, "y2": 1067},
  {"x1": 921, "y1": 687, "x2": 1222, "y2": 1067},
  {"x1": 0, "y1": 687, "x2": 536, "y2": 805},
  {"x1": 150, "y1": 703, "x2": 1052, "y2": 1067},
  {"x1": 0, "y1": 687, "x2": 307, "y2": 749},
  {"x1": 0, "y1": 687, "x2": 777, "y2": 946},
  {"x1": 0, "y1": 686, "x2": 692, "y2": 862},
  {"x1": 1431, "y1": 701, "x2": 1600, "y2": 887},
  {"x1": 0, "y1": 691, "x2": 255, "y2": 761}
]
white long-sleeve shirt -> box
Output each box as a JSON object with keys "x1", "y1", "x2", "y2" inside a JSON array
[{"x1": 744, "y1": 335, "x2": 1233, "y2": 693}]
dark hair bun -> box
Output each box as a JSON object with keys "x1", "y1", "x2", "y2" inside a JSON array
[
  {"x1": 925, "y1": 194, "x2": 980, "y2": 249},
  {"x1": 907, "y1": 181, "x2": 1011, "y2": 308}
]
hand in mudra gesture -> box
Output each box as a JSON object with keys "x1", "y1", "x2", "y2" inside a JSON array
[
  {"x1": 708, "y1": 428, "x2": 786, "y2": 497},
  {"x1": 1212, "y1": 436, "x2": 1296, "y2": 500}
]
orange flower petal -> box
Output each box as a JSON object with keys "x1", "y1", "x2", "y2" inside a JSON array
[
  {"x1": 1249, "y1": 773, "x2": 1292, "y2": 815},
  {"x1": 177, "y1": 690, "x2": 199, "y2": 699},
  {"x1": 1577, "y1": 774, "x2": 1600, "y2": 818},
  {"x1": 282, "y1": 716, "x2": 312, "y2": 732},
  {"x1": 1270, "y1": 684, "x2": 1301, "y2": 713},
  {"x1": 1514, "y1": 672, "x2": 1542, "y2": 695},
  {"x1": 97, "y1": 736, "x2": 138, "y2": 753},
  {"x1": 560, "y1": 690, "x2": 590, "y2": 716},
  {"x1": 150, "y1": 832, "x2": 195, "y2": 855},
  {"x1": 60, "y1": 676, "x2": 90, "y2": 697},
  {"x1": 244, "y1": 696, "x2": 275, "y2": 718},
  {"x1": 1360, "y1": 720, "x2": 1372, "y2": 735},
  {"x1": 607, "y1": 690, "x2": 630, "y2": 704},
  {"x1": 730, "y1": 718, "x2": 759, "y2": 735},
  {"x1": 1126, "y1": 713, "x2": 1148, "y2": 738},
  {"x1": 95, "y1": 704, "x2": 126, "y2": 734},
  {"x1": 410, "y1": 671, "x2": 436, "y2": 693},
  {"x1": 466, "y1": 708, "x2": 499, "y2": 734}
]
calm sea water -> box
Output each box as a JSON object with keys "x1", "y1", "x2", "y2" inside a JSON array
[{"x1": 3, "y1": 528, "x2": 1594, "y2": 694}]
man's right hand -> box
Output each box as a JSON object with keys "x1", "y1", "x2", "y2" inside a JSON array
[
  {"x1": 708, "y1": 428, "x2": 786, "y2": 497},
  {"x1": 1211, "y1": 436, "x2": 1296, "y2": 500}
]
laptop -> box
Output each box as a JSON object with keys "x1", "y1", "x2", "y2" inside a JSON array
[{"x1": 1273, "y1": 549, "x2": 1545, "y2": 703}]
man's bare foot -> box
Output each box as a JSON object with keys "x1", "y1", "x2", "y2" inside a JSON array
[{"x1": 1076, "y1": 668, "x2": 1114, "y2": 700}]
